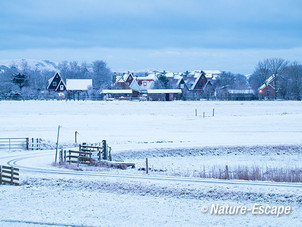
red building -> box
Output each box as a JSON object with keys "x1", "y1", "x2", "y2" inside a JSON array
[{"x1": 258, "y1": 75, "x2": 276, "y2": 99}]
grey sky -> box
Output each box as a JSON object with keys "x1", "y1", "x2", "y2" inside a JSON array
[{"x1": 1, "y1": 0, "x2": 302, "y2": 74}]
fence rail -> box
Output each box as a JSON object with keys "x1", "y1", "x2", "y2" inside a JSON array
[
  {"x1": 0, "y1": 165, "x2": 19, "y2": 185},
  {"x1": 0, "y1": 138, "x2": 41, "y2": 151},
  {"x1": 59, "y1": 140, "x2": 112, "y2": 166}
]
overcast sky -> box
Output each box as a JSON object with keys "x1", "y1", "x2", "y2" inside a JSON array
[{"x1": 1, "y1": 0, "x2": 302, "y2": 74}]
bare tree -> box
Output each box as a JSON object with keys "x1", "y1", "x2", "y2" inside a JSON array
[
  {"x1": 250, "y1": 58, "x2": 288, "y2": 99},
  {"x1": 283, "y1": 62, "x2": 302, "y2": 100}
]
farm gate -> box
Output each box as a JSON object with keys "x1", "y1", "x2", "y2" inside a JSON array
[{"x1": 0, "y1": 165, "x2": 19, "y2": 185}]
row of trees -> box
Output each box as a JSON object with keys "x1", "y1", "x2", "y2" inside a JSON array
[{"x1": 0, "y1": 60, "x2": 113, "y2": 99}]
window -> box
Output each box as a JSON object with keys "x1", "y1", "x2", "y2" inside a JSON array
[
  {"x1": 60, "y1": 85, "x2": 64, "y2": 90},
  {"x1": 53, "y1": 81, "x2": 57, "y2": 86}
]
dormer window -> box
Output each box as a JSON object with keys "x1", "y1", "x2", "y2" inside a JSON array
[{"x1": 53, "y1": 81, "x2": 57, "y2": 86}]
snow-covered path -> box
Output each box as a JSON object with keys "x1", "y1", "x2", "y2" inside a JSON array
[{"x1": 2, "y1": 150, "x2": 302, "y2": 190}]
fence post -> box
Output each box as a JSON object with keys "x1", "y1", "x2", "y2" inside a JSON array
[
  {"x1": 212, "y1": 108, "x2": 215, "y2": 117},
  {"x1": 75, "y1": 131, "x2": 78, "y2": 144},
  {"x1": 64, "y1": 150, "x2": 66, "y2": 162},
  {"x1": 36, "y1": 138, "x2": 39, "y2": 150},
  {"x1": 10, "y1": 166, "x2": 14, "y2": 184},
  {"x1": 195, "y1": 109, "x2": 197, "y2": 117},
  {"x1": 59, "y1": 149, "x2": 63, "y2": 164},
  {"x1": 109, "y1": 147, "x2": 112, "y2": 161},
  {"x1": 68, "y1": 150, "x2": 71, "y2": 164},
  {"x1": 98, "y1": 147, "x2": 101, "y2": 163},
  {"x1": 55, "y1": 125, "x2": 61, "y2": 164},
  {"x1": 203, "y1": 112, "x2": 205, "y2": 118},
  {"x1": 102, "y1": 140, "x2": 107, "y2": 160},
  {"x1": 32, "y1": 138, "x2": 34, "y2": 150},
  {"x1": 146, "y1": 158, "x2": 149, "y2": 174},
  {"x1": 26, "y1": 138, "x2": 29, "y2": 150},
  {"x1": 225, "y1": 165, "x2": 229, "y2": 180},
  {"x1": 0, "y1": 166, "x2": 2, "y2": 184}
]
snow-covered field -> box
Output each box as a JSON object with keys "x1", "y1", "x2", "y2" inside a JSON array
[{"x1": 0, "y1": 100, "x2": 302, "y2": 226}]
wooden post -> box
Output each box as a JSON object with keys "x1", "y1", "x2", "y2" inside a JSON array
[
  {"x1": 225, "y1": 165, "x2": 229, "y2": 180},
  {"x1": 0, "y1": 166, "x2": 2, "y2": 184},
  {"x1": 26, "y1": 138, "x2": 29, "y2": 150},
  {"x1": 55, "y1": 125, "x2": 61, "y2": 164},
  {"x1": 109, "y1": 147, "x2": 112, "y2": 161},
  {"x1": 203, "y1": 112, "x2": 205, "y2": 118},
  {"x1": 212, "y1": 108, "x2": 215, "y2": 117},
  {"x1": 195, "y1": 109, "x2": 197, "y2": 117},
  {"x1": 102, "y1": 140, "x2": 107, "y2": 160},
  {"x1": 68, "y1": 150, "x2": 71, "y2": 164},
  {"x1": 146, "y1": 158, "x2": 149, "y2": 174},
  {"x1": 98, "y1": 147, "x2": 101, "y2": 163},
  {"x1": 75, "y1": 131, "x2": 78, "y2": 144},
  {"x1": 59, "y1": 149, "x2": 63, "y2": 164},
  {"x1": 64, "y1": 150, "x2": 66, "y2": 162},
  {"x1": 10, "y1": 166, "x2": 14, "y2": 184},
  {"x1": 32, "y1": 138, "x2": 34, "y2": 150},
  {"x1": 36, "y1": 138, "x2": 39, "y2": 150}
]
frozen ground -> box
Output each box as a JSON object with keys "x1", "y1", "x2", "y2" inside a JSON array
[{"x1": 0, "y1": 100, "x2": 302, "y2": 226}]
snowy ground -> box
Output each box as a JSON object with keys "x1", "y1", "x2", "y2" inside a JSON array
[
  {"x1": 1, "y1": 100, "x2": 302, "y2": 150},
  {"x1": 0, "y1": 100, "x2": 302, "y2": 226}
]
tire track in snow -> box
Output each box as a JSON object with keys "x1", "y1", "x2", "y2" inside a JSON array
[{"x1": 5, "y1": 152, "x2": 302, "y2": 189}]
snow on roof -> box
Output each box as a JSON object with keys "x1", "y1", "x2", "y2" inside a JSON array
[
  {"x1": 101, "y1": 89, "x2": 132, "y2": 94},
  {"x1": 129, "y1": 80, "x2": 141, "y2": 92},
  {"x1": 136, "y1": 74, "x2": 157, "y2": 80},
  {"x1": 66, "y1": 79, "x2": 92, "y2": 91},
  {"x1": 165, "y1": 72, "x2": 174, "y2": 78},
  {"x1": 203, "y1": 70, "x2": 221, "y2": 80},
  {"x1": 138, "y1": 80, "x2": 154, "y2": 90},
  {"x1": 228, "y1": 89, "x2": 254, "y2": 94},
  {"x1": 147, "y1": 89, "x2": 182, "y2": 94},
  {"x1": 48, "y1": 75, "x2": 56, "y2": 85},
  {"x1": 258, "y1": 74, "x2": 275, "y2": 90}
]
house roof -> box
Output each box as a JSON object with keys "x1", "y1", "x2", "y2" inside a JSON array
[
  {"x1": 66, "y1": 79, "x2": 92, "y2": 91},
  {"x1": 47, "y1": 72, "x2": 66, "y2": 90},
  {"x1": 258, "y1": 74, "x2": 276, "y2": 90},
  {"x1": 129, "y1": 79, "x2": 141, "y2": 92},
  {"x1": 228, "y1": 89, "x2": 255, "y2": 94},
  {"x1": 101, "y1": 89, "x2": 132, "y2": 94},
  {"x1": 147, "y1": 89, "x2": 182, "y2": 94}
]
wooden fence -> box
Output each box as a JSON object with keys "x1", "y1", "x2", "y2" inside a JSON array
[
  {"x1": 59, "y1": 140, "x2": 112, "y2": 166},
  {"x1": 0, "y1": 165, "x2": 19, "y2": 185},
  {"x1": 0, "y1": 138, "x2": 42, "y2": 151}
]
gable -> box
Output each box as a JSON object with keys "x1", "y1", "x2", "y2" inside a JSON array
[
  {"x1": 192, "y1": 75, "x2": 208, "y2": 90},
  {"x1": 125, "y1": 74, "x2": 134, "y2": 86},
  {"x1": 55, "y1": 80, "x2": 67, "y2": 91},
  {"x1": 47, "y1": 72, "x2": 64, "y2": 90}
]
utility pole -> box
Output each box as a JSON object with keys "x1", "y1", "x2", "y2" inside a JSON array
[{"x1": 55, "y1": 125, "x2": 61, "y2": 164}]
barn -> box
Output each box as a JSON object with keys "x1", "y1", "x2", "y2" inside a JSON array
[{"x1": 66, "y1": 79, "x2": 93, "y2": 100}]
